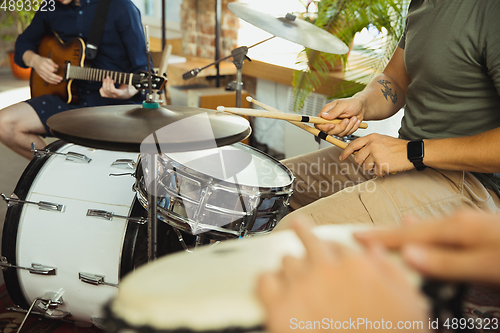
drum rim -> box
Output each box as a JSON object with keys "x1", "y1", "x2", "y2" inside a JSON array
[
  {"x1": 119, "y1": 198, "x2": 146, "y2": 278},
  {"x1": 1, "y1": 139, "x2": 67, "y2": 310},
  {"x1": 104, "y1": 302, "x2": 265, "y2": 333},
  {"x1": 147, "y1": 142, "x2": 295, "y2": 190}
]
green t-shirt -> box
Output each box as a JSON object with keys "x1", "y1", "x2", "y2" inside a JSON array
[{"x1": 398, "y1": 0, "x2": 500, "y2": 196}]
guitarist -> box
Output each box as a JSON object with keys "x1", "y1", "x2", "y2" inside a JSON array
[{"x1": 0, "y1": 0, "x2": 148, "y2": 159}]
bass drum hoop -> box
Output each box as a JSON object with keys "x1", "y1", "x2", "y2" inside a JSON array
[{"x1": 2, "y1": 140, "x2": 66, "y2": 310}]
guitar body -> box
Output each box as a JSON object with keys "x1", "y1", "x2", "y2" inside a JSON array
[
  {"x1": 29, "y1": 34, "x2": 166, "y2": 104},
  {"x1": 30, "y1": 34, "x2": 85, "y2": 104}
]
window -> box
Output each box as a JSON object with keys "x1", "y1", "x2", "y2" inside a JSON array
[{"x1": 131, "y1": 0, "x2": 182, "y2": 40}]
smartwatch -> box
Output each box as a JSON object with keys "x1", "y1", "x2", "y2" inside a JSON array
[{"x1": 407, "y1": 139, "x2": 426, "y2": 171}]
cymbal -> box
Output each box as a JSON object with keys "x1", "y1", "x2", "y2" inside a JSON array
[
  {"x1": 228, "y1": 3, "x2": 349, "y2": 55},
  {"x1": 47, "y1": 104, "x2": 251, "y2": 153}
]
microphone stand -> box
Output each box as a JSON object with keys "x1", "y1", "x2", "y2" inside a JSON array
[{"x1": 182, "y1": 36, "x2": 275, "y2": 107}]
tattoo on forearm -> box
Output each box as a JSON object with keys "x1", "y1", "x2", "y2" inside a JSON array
[{"x1": 377, "y1": 79, "x2": 398, "y2": 104}]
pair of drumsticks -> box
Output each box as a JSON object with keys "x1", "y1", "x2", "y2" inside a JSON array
[{"x1": 217, "y1": 96, "x2": 367, "y2": 151}]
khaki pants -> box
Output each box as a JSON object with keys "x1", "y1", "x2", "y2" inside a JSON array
[{"x1": 275, "y1": 146, "x2": 500, "y2": 230}]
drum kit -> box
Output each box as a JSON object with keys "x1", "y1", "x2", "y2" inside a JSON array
[{"x1": 0, "y1": 3, "x2": 351, "y2": 332}]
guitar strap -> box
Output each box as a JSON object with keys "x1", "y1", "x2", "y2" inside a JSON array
[{"x1": 85, "y1": 0, "x2": 112, "y2": 60}]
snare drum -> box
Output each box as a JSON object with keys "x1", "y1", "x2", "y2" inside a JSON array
[
  {"x1": 1, "y1": 141, "x2": 193, "y2": 326},
  {"x1": 136, "y1": 143, "x2": 294, "y2": 240},
  {"x1": 105, "y1": 224, "x2": 377, "y2": 333}
]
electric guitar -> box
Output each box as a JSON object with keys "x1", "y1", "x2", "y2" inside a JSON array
[{"x1": 30, "y1": 33, "x2": 166, "y2": 104}]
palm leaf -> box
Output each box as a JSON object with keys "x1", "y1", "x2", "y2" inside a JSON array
[{"x1": 292, "y1": 0, "x2": 410, "y2": 111}]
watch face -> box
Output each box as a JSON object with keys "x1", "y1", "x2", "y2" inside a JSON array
[{"x1": 407, "y1": 140, "x2": 424, "y2": 160}]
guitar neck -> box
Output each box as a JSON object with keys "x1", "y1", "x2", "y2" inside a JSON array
[{"x1": 66, "y1": 64, "x2": 135, "y2": 86}]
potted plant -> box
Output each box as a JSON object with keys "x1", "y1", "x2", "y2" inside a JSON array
[
  {"x1": 293, "y1": 0, "x2": 410, "y2": 111},
  {"x1": 0, "y1": 2, "x2": 36, "y2": 79}
]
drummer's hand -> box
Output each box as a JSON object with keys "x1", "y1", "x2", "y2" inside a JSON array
[
  {"x1": 100, "y1": 76, "x2": 138, "y2": 99},
  {"x1": 355, "y1": 210, "x2": 500, "y2": 288},
  {"x1": 31, "y1": 54, "x2": 62, "y2": 85},
  {"x1": 257, "y1": 217, "x2": 429, "y2": 333},
  {"x1": 339, "y1": 134, "x2": 413, "y2": 176},
  {"x1": 316, "y1": 97, "x2": 364, "y2": 137}
]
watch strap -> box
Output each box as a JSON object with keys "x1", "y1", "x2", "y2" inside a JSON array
[{"x1": 412, "y1": 159, "x2": 426, "y2": 171}]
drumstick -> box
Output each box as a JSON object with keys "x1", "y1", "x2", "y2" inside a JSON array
[
  {"x1": 245, "y1": 96, "x2": 350, "y2": 151},
  {"x1": 217, "y1": 106, "x2": 368, "y2": 129},
  {"x1": 246, "y1": 97, "x2": 400, "y2": 174}
]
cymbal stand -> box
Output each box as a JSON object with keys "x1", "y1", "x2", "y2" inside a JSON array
[
  {"x1": 144, "y1": 25, "x2": 160, "y2": 262},
  {"x1": 144, "y1": 26, "x2": 156, "y2": 104},
  {"x1": 182, "y1": 36, "x2": 275, "y2": 107},
  {"x1": 146, "y1": 150, "x2": 158, "y2": 262},
  {"x1": 226, "y1": 47, "x2": 247, "y2": 108}
]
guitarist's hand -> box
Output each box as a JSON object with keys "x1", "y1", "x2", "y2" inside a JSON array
[
  {"x1": 31, "y1": 54, "x2": 62, "y2": 85},
  {"x1": 100, "y1": 76, "x2": 138, "y2": 100}
]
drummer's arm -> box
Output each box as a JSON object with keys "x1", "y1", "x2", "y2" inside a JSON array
[
  {"x1": 421, "y1": 128, "x2": 500, "y2": 173},
  {"x1": 354, "y1": 47, "x2": 410, "y2": 121},
  {"x1": 342, "y1": 44, "x2": 500, "y2": 174},
  {"x1": 318, "y1": 47, "x2": 410, "y2": 136}
]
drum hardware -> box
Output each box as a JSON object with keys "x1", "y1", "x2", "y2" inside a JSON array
[
  {"x1": 171, "y1": 227, "x2": 220, "y2": 253},
  {"x1": 147, "y1": 153, "x2": 159, "y2": 262},
  {"x1": 86, "y1": 209, "x2": 147, "y2": 224},
  {"x1": 182, "y1": 40, "x2": 270, "y2": 108},
  {"x1": 172, "y1": 228, "x2": 193, "y2": 253},
  {"x1": 227, "y1": 46, "x2": 251, "y2": 108},
  {"x1": 136, "y1": 178, "x2": 253, "y2": 237},
  {"x1": 144, "y1": 163, "x2": 260, "y2": 221},
  {"x1": 144, "y1": 26, "x2": 155, "y2": 105},
  {"x1": 78, "y1": 272, "x2": 118, "y2": 287},
  {"x1": 1, "y1": 193, "x2": 65, "y2": 212},
  {"x1": 2, "y1": 142, "x2": 160, "y2": 325},
  {"x1": 109, "y1": 172, "x2": 135, "y2": 177},
  {"x1": 192, "y1": 179, "x2": 214, "y2": 228},
  {"x1": 17, "y1": 291, "x2": 70, "y2": 332},
  {"x1": 111, "y1": 159, "x2": 137, "y2": 170},
  {"x1": 135, "y1": 143, "x2": 294, "y2": 240},
  {"x1": 157, "y1": 208, "x2": 242, "y2": 237},
  {"x1": 0, "y1": 257, "x2": 56, "y2": 275},
  {"x1": 8, "y1": 304, "x2": 70, "y2": 319},
  {"x1": 31, "y1": 143, "x2": 92, "y2": 163}
]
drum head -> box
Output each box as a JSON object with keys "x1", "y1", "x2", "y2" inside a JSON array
[
  {"x1": 164, "y1": 143, "x2": 293, "y2": 188},
  {"x1": 106, "y1": 225, "x2": 378, "y2": 333}
]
